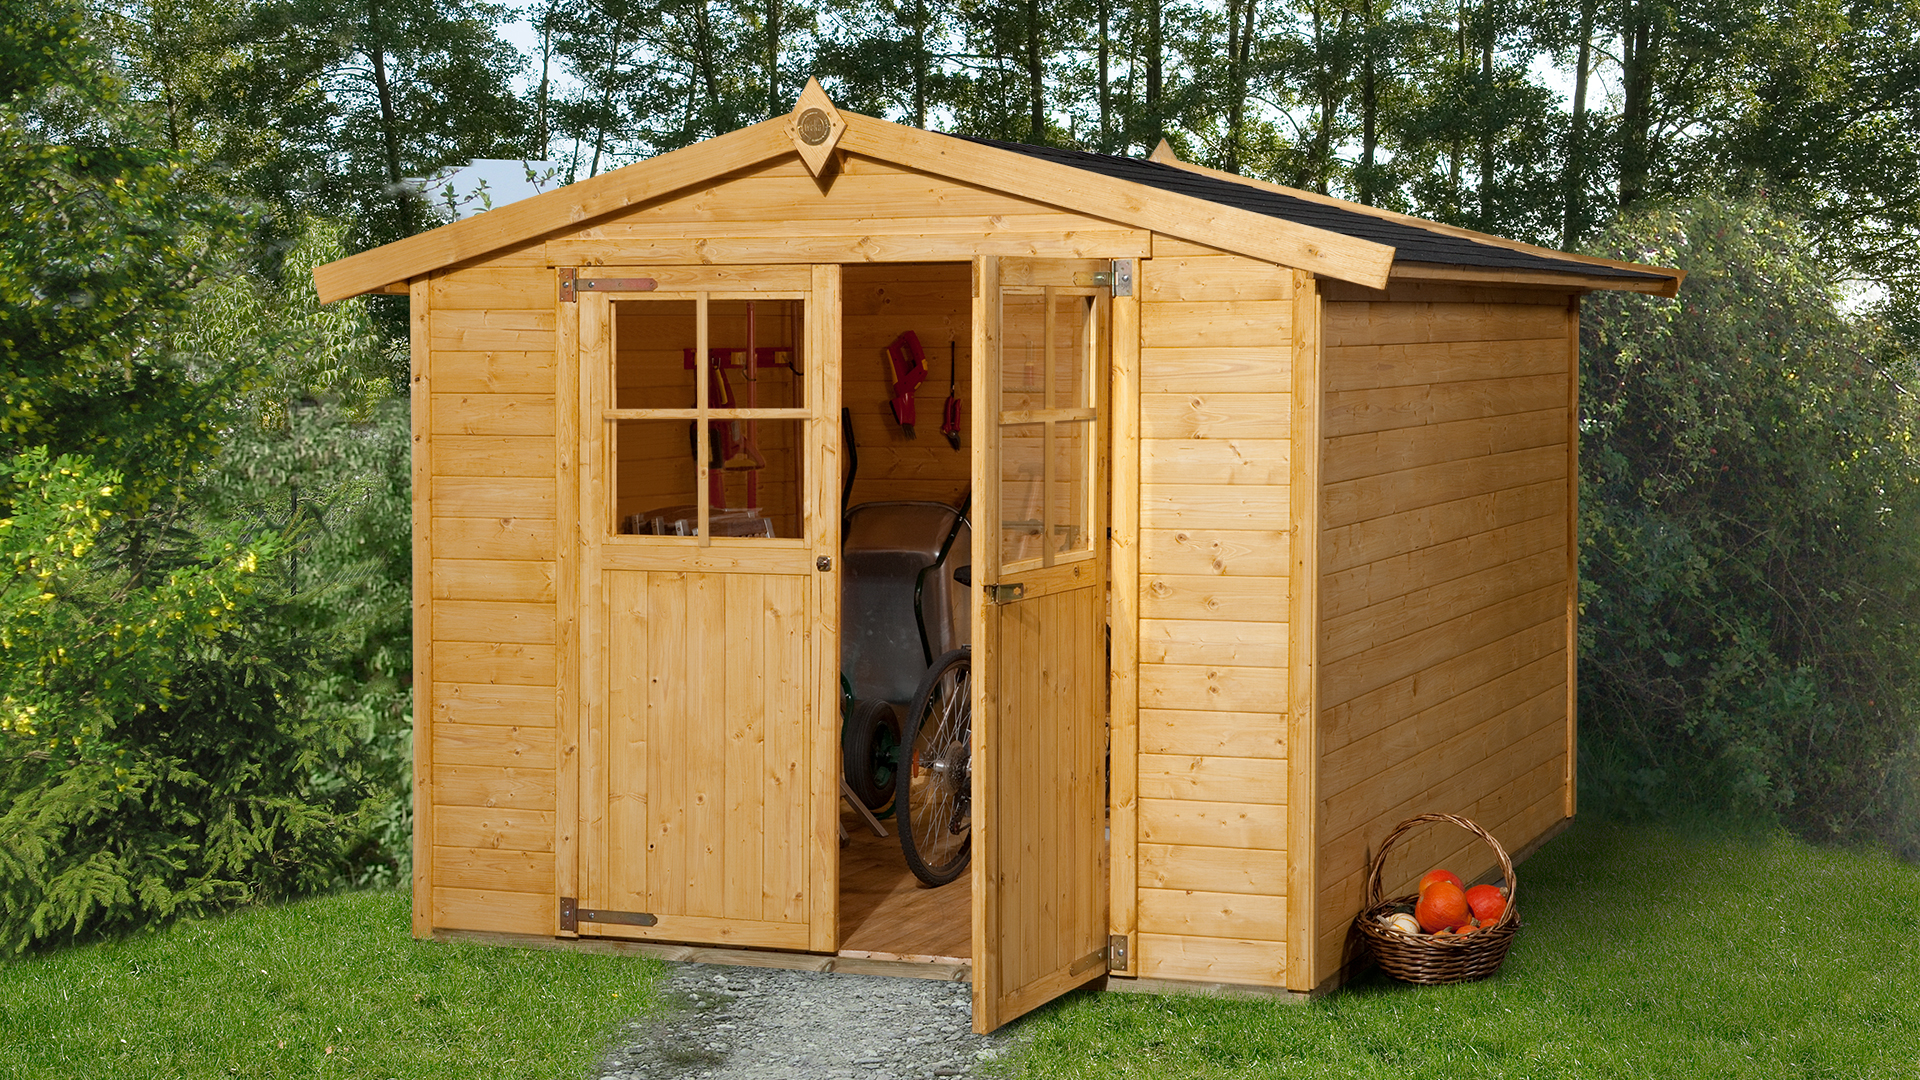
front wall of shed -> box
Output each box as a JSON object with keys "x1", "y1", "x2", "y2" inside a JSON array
[
  {"x1": 1311, "y1": 284, "x2": 1578, "y2": 984},
  {"x1": 1121, "y1": 241, "x2": 1297, "y2": 987}
]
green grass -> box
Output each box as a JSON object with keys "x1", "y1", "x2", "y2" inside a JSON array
[
  {"x1": 0, "y1": 890, "x2": 664, "y2": 1079},
  {"x1": 1000, "y1": 819, "x2": 1920, "y2": 1079}
]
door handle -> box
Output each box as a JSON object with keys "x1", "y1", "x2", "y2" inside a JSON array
[{"x1": 817, "y1": 556, "x2": 833, "y2": 571}]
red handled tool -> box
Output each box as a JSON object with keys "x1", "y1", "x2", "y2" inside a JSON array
[
  {"x1": 885, "y1": 330, "x2": 928, "y2": 438},
  {"x1": 940, "y1": 339, "x2": 961, "y2": 449}
]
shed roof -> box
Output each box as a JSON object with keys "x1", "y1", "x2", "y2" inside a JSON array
[{"x1": 315, "y1": 92, "x2": 1681, "y2": 303}]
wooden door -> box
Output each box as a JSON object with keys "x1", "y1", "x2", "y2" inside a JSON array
[
  {"x1": 574, "y1": 266, "x2": 841, "y2": 952},
  {"x1": 970, "y1": 256, "x2": 1112, "y2": 1031}
]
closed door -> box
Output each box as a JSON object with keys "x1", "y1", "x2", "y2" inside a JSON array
[{"x1": 574, "y1": 266, "x2": 841, "y2": 951}]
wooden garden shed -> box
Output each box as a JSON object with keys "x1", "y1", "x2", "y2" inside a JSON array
[{"x1": 316, "y1": 83, "x2": 1681, "y2": 1032}]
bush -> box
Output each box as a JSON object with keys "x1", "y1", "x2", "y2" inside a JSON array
[{"x1": 1579, "y1": 197, "x2": 1920, "y2": 858}]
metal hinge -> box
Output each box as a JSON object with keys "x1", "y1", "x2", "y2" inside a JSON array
[
  {"x1": 560, "y1": 269, "x2": 659, "y2": 302},
  {"x1": 558, "y1": 268, "x2": 576, "y2": 303},
  {"x1": 1092, "y1": 260, "x2": 1134, "y2": 296},
  {"x1": 560, "y1": 897, "x2": 656, "y2": 932},
  {"x1": 1108, "y1": 934, "x2": 1129, "y2": 971},
  {"x1": 987, "y1": 582, "x2": 1025, "y2": 604}
]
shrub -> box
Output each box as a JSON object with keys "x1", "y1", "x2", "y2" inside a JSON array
[{"x1": 1579, "y1": 197, "x2": 1920, "y2": 858}]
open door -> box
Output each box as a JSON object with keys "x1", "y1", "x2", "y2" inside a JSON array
[
  {"x1": 572, "y1": 266, "x2": 841, "y2": 953},
  {"x1": 970, "y1": 256, "x2": 1112, "y2": 1031}
]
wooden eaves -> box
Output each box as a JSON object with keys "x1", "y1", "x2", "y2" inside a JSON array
[
  {"x1": 314, "y1": 104, "x2": 1397, "y2": 304},
  {"x1": 1147, "y1": 142, "x2": 1685, "y2": 298}
]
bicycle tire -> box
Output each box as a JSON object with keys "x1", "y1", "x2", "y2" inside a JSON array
[
  {"x1": 843, "y1": 698, "x2": 901, "y2": 813},
  {"x1": 896, "y1": 647, "x2": 972, "y2": 886}
]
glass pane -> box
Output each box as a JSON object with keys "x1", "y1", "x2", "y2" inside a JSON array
[
  {"x1": 999, "y1": 422, "x2": 1044, "y2": 566},
  {"x1": 613, "y1": 420, "x2": 697, "y2": 534},
  {"x1": 1051, "y1": 419, "x2": 1094, "y2": 557},
  {"x1": 708, "y1": 418, "x2": 806, "y2": 539},
  {"x1": 1050, "y1": 292, "x2": 1092, "y2": 410},
  {"x1": 1000, "y1": 291, "x2": 1045, "y2": 414},
  {"x1": 709, "y1": 299, "x2": 805, "y2": 410},
  {"x1": 615, "y1": 299, "x2": 697, "y2": 409}
]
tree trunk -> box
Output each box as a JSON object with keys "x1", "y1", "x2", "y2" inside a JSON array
[
  {"x1": 1098, "y1": 0, "x2": 1111, "y2": 150},
  {"x1": 366, "y1": 14, "x2": 412, "y2": 235},
  {"x1": 1147, "y1": 0, "x2": 1163, "y2": 147},
  {"x1": 1561, "y1": 0, "x2": 1595, "y2": 247},
  {"x1": 1025, "y1": 0, "x2": 1044, "y2": 142},
  {"x1": 535, "y1": 2, "x2": 555, "y2": 159},
  {"x1": 1359, "y1": 0, "x2": 1377, "y2": 202},
  {"x1": 913, "y1": 0, "x2": 929, "y2": 129},
  {"x1": 1618, "y1": 0, "x2": 1657, "y2": 208},
  {"x1": 765, "y1": 0, "x2": 782, "y2": 118},
  {"x1": 693, "y1": 0, "x2": 722, "y2": 129},
  {"x1": 589, "y1": 0, "x2": 631, "y2": 177},
  {"x1": 1449, "y1": 0, "x2": 1464, "y2": 207},
  {"x1": 1225, "y1": 0, "x2": 1254, "y2": 172},
  {"x1": 1478, "y1": 0, "x2": 1494, "y2": 225}
]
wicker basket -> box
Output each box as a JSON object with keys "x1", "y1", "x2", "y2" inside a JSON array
[{"x1": 1353, "y1": 813, "x2": 1520, "y2": 985}]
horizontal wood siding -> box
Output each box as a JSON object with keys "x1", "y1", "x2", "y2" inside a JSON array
[
  {"x1": 425, "y1": 263, "x2": 560, "y2": 936},
  {"x1": 1131, "y1": 252, "x2": 1294, "y2": 986},
  {"x1": 842, "y1": 263, "x2": 972, "y2": 506},
  {"x1": 1313, "y1": 290, "x2": 1577, "y2": 984}
]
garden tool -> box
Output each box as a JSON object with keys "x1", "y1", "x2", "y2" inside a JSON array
[
  {"x1": 885, "y1": 330, "x2": 928, "y2": 438},
  {"x1": 940, "y1": 339, "x2": 961, "y2": 450}
]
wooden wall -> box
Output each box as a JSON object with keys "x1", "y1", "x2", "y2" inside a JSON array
[
  {"x1": 841, "y1": 262, "x2": 972, "y2": 508},
  {"x1": 418, "y1": 241, "x2": 563, "y2": 939},
  {"x1": 1311, "y1": 282, "x2": 1578, "y2": 985},
  {"x1": 1122, "y1": 241, "x2": 1295, "y2": 987}
]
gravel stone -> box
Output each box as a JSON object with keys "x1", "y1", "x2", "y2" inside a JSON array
[{"x1": 592, "y1": 964, "x2": 1012, "y2": 1080}]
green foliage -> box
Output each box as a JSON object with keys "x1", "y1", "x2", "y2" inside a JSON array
[
  {"x1": 1578, "y1": 196, "x2": 1920, "y2": 856},
  {"x1": 0, "y1": 449, "x2": 371, "y2": 954}
]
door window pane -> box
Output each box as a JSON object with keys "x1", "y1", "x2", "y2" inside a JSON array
[
  {"x1": 615, "y1": 299, "x2": 697, "y2": 409},
  {"x1": 999, "y1": 422, "x2": 1045, "y2": 565},
  {"x1": 708, "y1": 299, "x2": 805, "y2": 410},
  {"x1": 1001, "y1": 291, "x2": 1046, "y2": 414},
  {"x1": 1051, "y1": 419, "x2": 1093, "y2": 557},
  {"x1": 1050, "y1": 292, "x2": 1092, "y2": 410}
]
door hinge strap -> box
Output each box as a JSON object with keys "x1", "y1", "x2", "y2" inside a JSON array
[
  {"x1": 558, "y1": 268, "x2": 576, "y2": 303},
  {"x1": 1108, "y1": 934, "x2": 1130, "y2": 971},
  {"x1": 987, "y1": 582, "x2": 1025, "y2": 604},
  {"x1": 579, "y1": 276, "x2": 657, "y2": 293},
  {"x1": 560, "y1": 897, "x2": 657, "y2": 932},
  {"x1": 1091, "y1": 260, "x2": 1134, "y2": 296},
  {"x1": 1070, "y1": 947, "x2": 1108, "y2": 977}
]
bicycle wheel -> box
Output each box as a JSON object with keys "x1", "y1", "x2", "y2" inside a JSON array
[
  {"x1": 843, "y1": 698, "x2": 901, "y2": 813},
  {"x1": 896, "y1": 647, "x2": 972, "y2": 886}
]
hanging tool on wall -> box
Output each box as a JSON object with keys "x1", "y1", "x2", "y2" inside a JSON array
[
  {"x1": 940, "y1": 339, "x2": 961, "y2": 450},
  {"x1": 885, "y1": 330, "x2": 928, "y2": 438}
]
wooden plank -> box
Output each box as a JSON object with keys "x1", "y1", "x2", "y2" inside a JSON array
[
  {"x1": 1321, "y1": 302, "x2": 1568, "y2": 347},
  {"x1": 1322, "y1": 337, "x2": 1568, "y2": 392},
  {"x1": 1140, "y1": 662, "x2": 1286, "y2": 714},
  {"x1": 430, "y1": 886, "x2": 550, "y2": 935},
  {"x1": 1141, "y1": 300, "x2": 1292, "y2": 350},
  {"x1": 1564, "y1": 298, "x2": 1580, "y2": 819},
  {"x1": 576, "y1": 212, "x2": 1121, "y2": 240},
  {"x1": 432, "y1": 435, "x2": 556, "y2": 478},
  {"x1": 1139, "y1": 754, "x2": 1287, "y2": 804},
  {"x1": 428, "y1": 308, "x2": 557, "y2": 352},
  {"x1": 1321, "y1": 546, "x2": 1566, "y2": 664},
  {"x1": 433, "y1": 351, "x2": 558, "y2": 395},
  {"x1": 434, "y1": 642, "x2": 558, "y2": 687},
  {"x1": 1109, "y1": 258, "x2": 1142, "y2": 969},
  {"x1": 550, "y1": 230, "x2": 1151, "y2": 266},
  {"x1": 1325, "y1": 373, "x2": 1568, "y2": 439},
  {"x1": 1139, "y1": 527, "x2": 1290, "y2": 578},
  {"x1": 1140, "y1": 844, "x2": 1290, "y2": 895},
  {"x1": 1319, "y1": 583, "x2": 1564, "y2": 708},
  {"x1": 1139, "y1": 348, "x2": 1291, "y2": 394},
  {"x1": 1140, "y1": 888, "x2": 1286, "y2": 941},
  {"x1": 314, "y1": 118, "x2": 796, "y2": 302},
  {"x1": 599, "y1": 169, "x2": 1084, "y2": 224},
  {"x1": 836, "y1": 118, "x2": 1395, "y2": 288},
  {"x1": 1323, "y1": 480, "x2": 1564, "y2": 575},
  {"x1": 434, "y1": 722, "x2": 558, "y2": 768},
  {"x1": 1321, "y1": 444, "x2": 1566, "y2": 529},
  {"x1": 432, "y1": 516, "x2": 557, "y2": 562},
  {"x1": 434, "y1": 806, "x2": 558, "y2": 852},
  {"x1": 1140, "y1": 709, "x2": 1286, "y2": 758},
  {"x1": 435, "y1": 764, "x2": 558, "y2": 811},
  {"x1": 1139, "y1": 618, "x2": 1287, "y2": 668},
  {"x1": 1136, "y1": 934, "x2": 1287, "y2": 985},
  {"x1": 1140, "y1": 256, "x2": 1296, "y2": 303},
  {"x1": 1140, "y1": 393, "x2": 1290, "y2": 441},
  {"x1": 434, "y1": 599, "x2": 557, "y2": 645},
  {"x1": 1286, "y1": 269, "x2": 1322, "y2": 990},
  {"x1": 431, "y1": 476, "x2": 555, "y2": 520},
  {"x1": 411, "y1": 277, "x2": 434, "y2": 938},
  {"x1": 1139, "y1": 798, "x2": 1286, "y2": 850},
  {"x1": 806, "y1": 262, "x2": 843, "y2": 949},
  {"x1": 429, "y1": 267, "x2": 553, "y2": 311},
  {"x1": 1138, "y1": 439, "x2": 1291, "y2": 487},
  {"x1": 431, "y1": 847, "x2": 554, "y2": 893},
  {"x1": 1322, "y1": 408, "x2": 1566, "y2": 485},
  {"x1": 1140, "y1": 574, "x2": 1287, "y2": 623},
  {"x1": 430, "y1": 393, "x2": 557, "y2": 437},
  {"x1": 1141, "y1": 483, "x2": 1289, "y2": 531},
  {"x1": 1322, "y1": 511, "x2": 1564, "y2": 620},
  {"x1": 431, "y1": 558, "x2": 557, "y2": 603},
  {"x1": 1321, "y1": 617, "x2": 1564, "y2": 754},
  {"x1": 433, "y1": 682, "x2": 558, "y2": 727}
]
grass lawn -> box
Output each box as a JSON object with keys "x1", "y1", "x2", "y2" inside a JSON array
[
  {"x1": 1000, "y1": 818, "x2": 1920, "y2": 1078},
  {"x1": 0, "y1": 890, "x2": 664, "y2": 1080}
]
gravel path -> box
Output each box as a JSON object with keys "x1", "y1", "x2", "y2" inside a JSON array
[{"x1": 592, "y1": 965, "x2": 1015, "y2": 1080}]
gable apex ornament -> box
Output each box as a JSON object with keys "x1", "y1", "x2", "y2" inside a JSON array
[{"x1": 787, "y1": 78, "x2": 847, "y2": 177}]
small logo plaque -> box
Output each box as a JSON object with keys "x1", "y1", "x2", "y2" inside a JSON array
[{"x1": 796, "y1": 107, "x2": 833, "y2": 146}]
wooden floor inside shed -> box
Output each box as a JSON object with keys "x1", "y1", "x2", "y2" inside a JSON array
[{"x1": 837, "y1": 808, "x2": 971, "y2": 962}]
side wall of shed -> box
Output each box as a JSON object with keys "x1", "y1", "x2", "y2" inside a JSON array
[
  {"x1": 415, "y1": 244, "x2": 563, "y2": 938},
  {"x1": 1121, "y1": 241, "x2": 1295, "y2": 986},
  {"x1": 1311, "y1": 283, "x2": 1578, "y2": 985}
]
